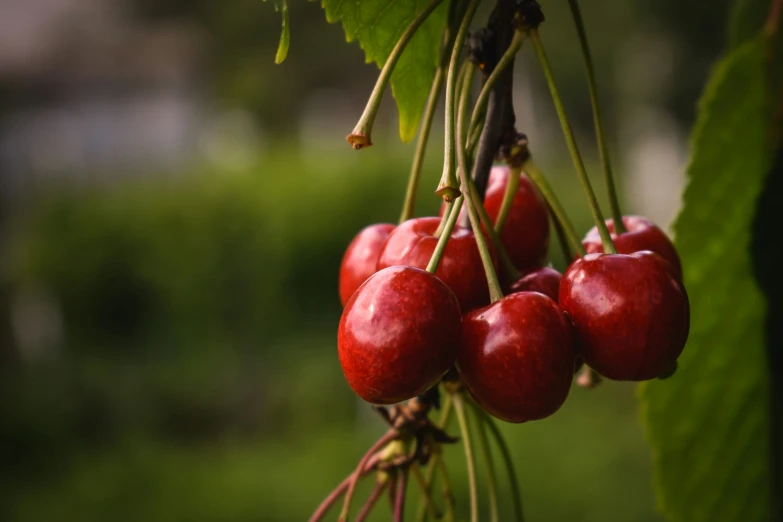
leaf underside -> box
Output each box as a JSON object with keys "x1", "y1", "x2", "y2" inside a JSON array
[
  {"x1": 638, "y1": 36, "x2": 773, "y2": 522},
  {"x1": 320, "y1": 0, "x2": 449, "y2": 142}
]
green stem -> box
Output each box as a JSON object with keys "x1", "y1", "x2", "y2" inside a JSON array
[
  {"x1": 566, "y1": 0, "x2": 625, "y2": 233},
  {"x1": 415, "y1": 394, "x2": 454, "y2": 522},
  {"x1": 435, "y1": 454, "x2": 456, "y2": 522},
  {"x1": 435, "y1": 199, "x2": 455, "y2": 237},
  {"x1": 436, "y1": 0, "x2": 480, "y2": 200},
  {"x1": 494, "y1": 164, "x2": 521, "y2": 234},
  {"x1": 426, "y1": 195, "x2": 464, "y2": 273},
  {"x1": 528, "y1": 29, "x2": 616, "y2": 254},
  {"x1": 523, "y1": 159, "x2": 586, "y2": 257},
  {"x1": 457, "y1": 65, "x2": 504, "y2": 303},
  {"x1": 347, "y1": 0, "x2": 446, "y2": 150},
  {"x1": 453, "y1": 393, "x2": 479, "y2": 522},
  {"x1": 467, "y1": 30, "x2": 526, "y2": 153},
  {"x1": 475, "y1": 409, "x2": 499, "y2": 522},
  {"x1": 472, "y1": 406, "x2": 525, "y2": 522},
  {"x1": 468, "y1": 179, "x2": 520, "y2": 281},
  {"x1": 400, "y1": 63, "x2": 447, "y2": 222},
  {"x1": 410, "y1": 463, "x2": 440, "y2": 521}
]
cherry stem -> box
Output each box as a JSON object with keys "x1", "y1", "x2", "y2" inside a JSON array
[
  {"x1": 566, "y1": 0, "x2": 625, "y2": 233},
  {"x1": 467, "y1": 30, "x2": 526, "y2": 153},
  {"x1": 528, "y1": 29, "x2": 616, "y2": 254},
  {"x1": 453, "y1": 393, "x2": 479, "y2": 522},
  {"x1": 394, "y1": 467, "x2": 409, "y2": 522},
  {"x1": 434, "y1": 453, "x2": 455, "y2": 522},
  {"x1": 414, "y1": 394, "x2": 453, "y2": 522},
  {"x1": 434, "y1": 199, "x2": 455, "y2": 238},
  {"x1": 347, "y1": 0, "x2": 446, "y2": 150},
  {"x1": 400, "y1": 31, "x2": 451, "y2": 223},
  {"x1": 436, "y1": 0, "x2": 480, "y2": 201},
  {"x1": 309, "y1": 454, "x2": 382, "y2": 522},
  {"x1": 410, "y1": 463, "x2": 440, "y2": 520},
  {"x1": 339, "y1": 429, "x2": 400, "y2": 522},
  {"x1": 494, "y1": 164, "x2": 521, "y2": 235},
  {"x1": 468, "y1": 179, "x2": 520, "y2": 281},
  {"x1": 456, "y1": 63, "x2": 504, "y2": 303},
  {"x1": 522, "y1": 158, "x2": 586, "y2": 257},
  {"x1": 472, "y1": 404, "x2": 525, "y2": 522},
  {"x1": 355, "y1": 478, "x2": 388, "y2": 522},
  {"x1": 425, "y1": 195, "x2": 464, "y2": 273},
  {"x1": 475, "y1": 408, "x2": 500, "y2": 522}
]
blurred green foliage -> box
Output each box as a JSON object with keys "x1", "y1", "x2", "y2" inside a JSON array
[{"x1": 1, "y1": 146, "x2": 662, "y2": 521}]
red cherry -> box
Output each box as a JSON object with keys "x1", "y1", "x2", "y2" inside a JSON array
[
  {"x1": 507, "y1": 266, "x2": 562, "y2": 303},
  {"x1": 338, "y1": 266, "x2": 461, "y2": 404},
  {"x1": 559, "y1": 251, "x2": 690, "y2": 381},
  {"x1": 582, "y1": 216, "x2": 682, "y2": 279},
  {"x1": 457, "y1": 292, "x2": 575, "y2": 423},
  {"x1": 339, "y1": 223, "x2": 395, "y2": 306},
  {"x1": 439, "y1": 166, "x2": 550, "y2": 272},
  {"x1": 377, "y1": 217, "x2": 490, "y2": 311},
  {"x1": 484, "y1": 166, "x2": 550, "y2": 271}
]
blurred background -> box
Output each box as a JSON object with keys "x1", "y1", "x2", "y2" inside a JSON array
[{"x1": 0, "y1": 0, "x2": 731, "y2": 520}]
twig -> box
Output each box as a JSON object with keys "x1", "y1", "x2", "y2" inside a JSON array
[
  {"x1": 309, "y1": 454, "x2": 382, "y2": 522},
  {"x1": 394, "y1": 467, "x2": 410, "y2": 522},
  {"x1": 356, "y1": 478, "x2": 389, "y2": 522},
  {"x1": 470, "y1": 0, "x2": 518, "y2": 200},
  {"x1": 339, "y1": 429, "x2": 400, "y2": 521}
]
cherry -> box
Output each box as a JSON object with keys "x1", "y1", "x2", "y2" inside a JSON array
[
  {"x1": 376, "y1": 217, "x2": 490, "y2": 311},
  {"x1": 582, "y1": 215, "x2": 682, "y2": 279},
  {"x1": 441, "y1": 166, "x2": 550, "y2": 272},
  {"x1": 484, "y1": 166, "x2": 550, "y2": 271},
  {"x1": 339, "y1": 223, "x2": 396, "y2": 306},
  {"x1": 507, "y1": 266, "x2": 562, "y2": 303},
  {"x1": 338, "y1": 265, "x2": 461, "y2": 404},
  {"x1": 457, "y1": 292, "x2": 575, "y2": 423},
  {"x1": 559, "y1": 251, "x2": 689, "y2": 381}
]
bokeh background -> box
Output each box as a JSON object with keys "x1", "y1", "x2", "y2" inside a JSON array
[{"x1": 0, "y1": 1, "x2": 731, "y2": 521}]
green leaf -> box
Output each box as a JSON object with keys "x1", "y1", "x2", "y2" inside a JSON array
[
  {"x1": 265, "y1": 0, "x2": 290, "y2": 64},
  {"x1": 639, "y1": 36, "x2": 775, "y2": 522},
  {"x1": 320, "y1": 0, "x2": 449, "y2": 142}
]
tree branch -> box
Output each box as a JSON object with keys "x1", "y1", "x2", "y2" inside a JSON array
[{"x1": 471, "y1": 0, "x2": 518, "y2": 200}]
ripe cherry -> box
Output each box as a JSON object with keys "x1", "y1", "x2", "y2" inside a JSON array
[
  {"x1": 338, "y1": 266, "x2": 461, "y2": 404},
  {"x1": 559, "y1": 251, "x2": 689, "y2": 381},
  {"x1": 439, "y1": 166, "x2": 550, "y2": 272},
  {"x1": 457, "y1": 292, "x2": 576, "y2": 423},
  {"x1": 339, "y1": 223, "x2": 395, "y2": 306},
  {"x1": 507, "y1": 266, "x2": 562, "y2": 303},
  {"x1": 377, "y1": 217, "x2": 490, "y2": 311},
  {"x1": 484, "y1": 166, "x2": 550, "y2": 271},
  {"x1": 582, "y1": 216, "x2": 682, "y2": 279}
]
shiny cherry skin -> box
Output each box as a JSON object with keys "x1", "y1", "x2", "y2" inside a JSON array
[
  {"x1": 559, "y1": 251, "x2": 690, "y2": 381},
  {"x1": 458, "y1": 291, "x2": 575, "y2": 423},
  {"x1": 338, "y1": 266, "x2": 462, "y2": 404},
  {"x1": 484, "y1": 166, "x2": 550, "y2": 271},
  {"x1": 377, "y1": 217, "x2": 490, "y2": 311},
  {"x1": 582, "y1": 215, "x2": 682, "y2": 279},
  {"x1": 339, "y1": 223, "x2": 395, "y2": 306},
  {"x1": 439, "y1": 166, "x2": 550, "y2": 272},
  {"x1": 507, "y1": 266, "x2": 562, "y2": 303}
]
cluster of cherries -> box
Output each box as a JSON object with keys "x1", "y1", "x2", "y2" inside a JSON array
[{"x1": 337, "y1": 165, "x2": 689, "y2": 424}]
